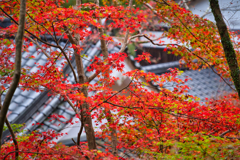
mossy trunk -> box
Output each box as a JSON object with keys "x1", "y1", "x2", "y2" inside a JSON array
[{"x1": 209, "y1": 0, "x2": 240, "y2": 98}]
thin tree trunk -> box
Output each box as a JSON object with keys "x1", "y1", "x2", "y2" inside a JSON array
[
  {"x1": 104, "y1": 109, "x2": 118, "y2": 156},
  {"x1": 64, "y1": 0, "x2": 97, "y2": 150},
  {"x1": 66, "y1": 30, "x2": 97, "y2": 150},
  {"x1": 0, "y1": 0, "x2": 26, "y2": 150},
  {"x1": 96, "y1": 0, "x2": 119, "y2": 154},
  {"x1": 74, "y1": 39, "x2": 97, "y2": 150},
  {"x1": 209, "y1": 0, "x2": 240, "y2": 98},
  {"x1": 99, "y1": 25, "x2": 119, "y2": 156},
  {"x1": 5, "y1": 118, "x2": 19, "y2": 160},
  {"x1": 0, "y1": 94, "x2": 19, "y2": 159}
]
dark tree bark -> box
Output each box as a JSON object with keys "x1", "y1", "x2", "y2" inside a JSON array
[
  {"x1": 209, "y1": 0, "x2": 240, "y2": 98},
  {"x1": 0, "y1": 0, "x2": 26, "y2": 150},
  {"x1": 64, "y1": 0, "x2": 97, "y2": 150},
  {"x1": 0, "y1": 94, "x2": 19, "y2": 159},
  {"x1": 65, "y1": 30, "x2": 97, "y2": 150},
  {"x1": 5, "y1": 119, "x2": 19, "y2": 160}
]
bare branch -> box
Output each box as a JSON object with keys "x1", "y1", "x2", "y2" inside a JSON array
[
  {"x1": 201, "y1": 5, "x2": 211, "y2": 18},
  {"x1": 0, "y1": 95, "x2": 19, "y2": 160},
  {"x1": 90, "y1": 73, "x2": 135, "y2": 112},
  {"x1": 65, "y1": 96, "x2": 81, "y2": 117},
  {"x1": 5, "y1": 118, "x2": 19, "y2": 160},
  {"x1": 56, "y1": 43, "x2": 78, "y2": 83},
  {"x1": 0, "y1": 7, "x2": 58, "y2": 48},
  {"x1": 183, "y1": 0, "x2": 190, "y2": 10},
  {"x1": 144, "y1": 3, "x2": 172, "y2": 23},
  {"x1": 24, "y1": 35, "x2": 51, "y2": 59},
  {"x1": 219, "y1": 130, "x2": 232, "y2": 137}
]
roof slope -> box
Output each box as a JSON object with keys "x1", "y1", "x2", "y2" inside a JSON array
[
  {"x1": 1, "y1": 38, "x2": 120, "y2": 143},
  {"x1": 130, "y1": 55, "x2": 234, "y2": 101}
]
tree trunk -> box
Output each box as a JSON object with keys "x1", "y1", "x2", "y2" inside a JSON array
[
  {"x1": 65, "y1": 0, "x2": 97, "y2": 149},
  {"x1": 67, "y1": 32, "x2": 97, "y2": 149},
  {"x1": 75, "y1": 43, "x2": 97, "y2": 150},
  {"x1": 104, "y1": 109, "x2": 118, "y2": 156},
  {"x1": 209, "y1": 0, "x2": 240, "y2": 98},
  {"x1": 98, "y1": 17, "x2": 118, "y2": 156},
  {"x1": 0, "y1": 0, "x2": 26, "y2": 150}
]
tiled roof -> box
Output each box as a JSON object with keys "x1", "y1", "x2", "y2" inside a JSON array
[
  {"x1": 24, "y1": 41, "x2": 103, "y2": 134},
  {"x1": 2, "y1": 39, "x2": 120, "y2": 140},
  {"x1": 2, "y1": 38, "x2": 234, "y2": 146},
  {"x1": 168, "y1": 68, "x2": 233, "y2": 100},
  {"x1": 0, "y1": 18, "x2": 11, "y2": 28},
  {"x1": 129, "y1": 55, "x2": 234, "y2": 101},
  {"x1": 2, "y1": 41, "x2": 71, "y2": 121},
  {"x1": 0, "y1": 26, "x2": 121, "y2": 143},
  {"x1": 1, "y1": 39, "x2": 70, "y2": 140}
]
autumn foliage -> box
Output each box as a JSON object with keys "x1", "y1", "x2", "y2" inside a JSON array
[{"x1": 1, "y1": 0, "x2": 240, "y2": 159}]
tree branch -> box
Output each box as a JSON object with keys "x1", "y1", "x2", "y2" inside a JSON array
[
  {"x1": 56, "y1": 43, "x2": 78, "y2": 83},
  {"x1": 5, "y1": 118, "x2": 19, "y2": 160},
  {"x1": 24, "y1": 35, "x2": 51, "y2": 59},
  {"x1": 219, "y1": 130, "x2": 232, "y2": 137},
  {"x1": 0, "y1": 0, "x2": 26, "y2": 151},
  {"x1": 0, "y1": 94, "x2": 19, "y2": 160},
  {"x1": 0, "y1": 7, "x2": 58, "y2": 48}
]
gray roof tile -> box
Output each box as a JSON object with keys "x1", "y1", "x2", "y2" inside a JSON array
[
  {"x1": 14, "y1": 95, "x2": 26, "y2": 103},
  {"x1": 12, "y1": 106, "x2": 26, "y2": 114},
  {"x1": 32, "y1": 51, "x2": 42, "y2": 59},
  {"x1": 25, "y1": 59, "x2": 36, "y2": 67},
  {"x1": 28, "y1": 45, "x2": 37, "y2": 52},
  {"x1": 166, "y1": 68, "x2": 233, "y2": 100},
  {"x1": 28, "y1": 41, "x2": 120, "y2": 134},
  {"x1": 8, "y1": 102, "x2": 18, "y2": 111},
  {"x1": 21, "y1": 58, "x2": 27, "y2": 67},
  {"x1": 7, "y1": 113, "x2": 18, "y2": 122},
  {"x1": 21, "y1": 98, "x2": 33, "y2": 107}
]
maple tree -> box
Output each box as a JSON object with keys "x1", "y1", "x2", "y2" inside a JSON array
[{"x1": 0, "y1": 0, "x2": 240, "y2": 159}]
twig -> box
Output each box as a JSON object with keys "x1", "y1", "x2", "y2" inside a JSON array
[
  {"x1": 201, "y1": 5, "x2": 211, "y2": 18},
  {"x1": 57, "y1": 44, "x2": 78, "y2": 83},
  {"x1": 71, "y1": 138, "x2": 90, "y2": 160},
  {"x1": 144, "y1": 3, "x2": 172, "y2": 23},
  {"x1": 88, "y1": 33, "x2": 145, "y2": 83},
  {"x1": 51, "y1": 22, "x2": 58, "y2": 42},
  {"x1": 219, "y1": 130, "x2": 232, "y2": 137},
  {"x1": 65, "y1": 96, "x2": 86, "y2": 147},
  {"x1": 141, "y1": 33, "x2": 236, "y2": 92},
  {"x1": 90, "y1": 73, "x2": 136, "y2": 112},
  {"x1": 77, "y1": 122, "x2": 84, "y2": 146},
  {"x1": 0, "y1": 94, "x2": 19, "y2": 160},
  {"x1": 0, "y1": 7, "x2": 58, "y2": 48},
  {"x1": 24, "y1": 35, "x2": 51, "y2": 59},
  {"x1": 24, "y1": 9, "x2": 56, "y2": 42},
  {"x1": 146, "y1": 0, "x2": 235, "y2": 91},
  {"x1": 5, "y1": 118, "x2": 19, "y2": 160},
  {"x1": 88, "y1": 1, "x2": 133, "y2": 83},
  {"x1": 65, "y1": 96, "x2": 81, "y2": 117}
]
